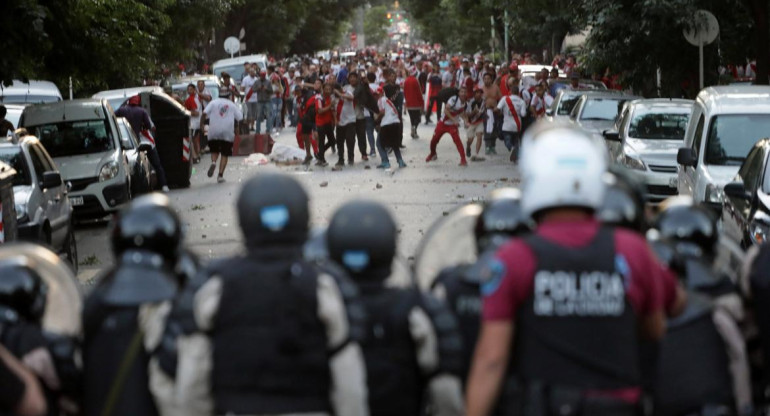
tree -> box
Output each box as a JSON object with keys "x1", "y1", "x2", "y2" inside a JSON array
[
  {"x1": 740, "y1": 0, "x2": 769, "y2": 84},
  {"x1": 364, "y1": 5, "x2": 390, "y2": 47}
]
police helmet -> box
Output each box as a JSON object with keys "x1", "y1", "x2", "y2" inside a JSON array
[
  {"x1": 653, "y1": 196, "x2": 718, "y2": 258},
  {"x1": 111, "y1": 193, "x2": 183, "y2": 262},
  {"x1": 237, "y1": 173, "x2": 309, "y2": 247},
  {"x1": 327, "y1": 200, "x2": 397, "y2": 279},
  {"x1": 474, "y1": 188, "x2": 531, "y2": 252},
  {"x1": 0, "y1": 256, "x2": 48, "y2": 323},
  {"x1": 597, "y1": 169, "x2": 647, "y2": 232}
]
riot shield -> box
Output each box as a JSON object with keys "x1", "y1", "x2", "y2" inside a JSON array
[
  {"x1": 413, "y1": 203, "x2": 483, "y2": 290},
  {"x1": 0, "y1": 243, "x2": 83, "y2": 336}
]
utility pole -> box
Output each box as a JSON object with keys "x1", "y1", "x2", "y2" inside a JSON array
[{"x1": 504, "y1": 9, "x2": 509, "y2": 63}]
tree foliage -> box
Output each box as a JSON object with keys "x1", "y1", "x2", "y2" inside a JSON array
[{"x1": 364, "y1": 5, "x2": 390, "y2": 47}]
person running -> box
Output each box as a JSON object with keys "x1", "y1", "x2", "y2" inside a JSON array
[
  {"x1": 426, "y1": 86, "x2": 469, "y2": 167},
  {"x1": 202, "y1": 91, "x2": 243, "y2": 183},
  {"x1": 183, "y1": 84, "x2": 202, "y2": 164},
  {"x1": 496, "y1": 83, "x2": 526, "y2": 162},
  {"x1": 115, "y1": 95, "x2": 169, "y2": 192},
  {"x1": 465, "y1": 88, "x2": 485, "y2": 161},
  {"x1": 375, "y1": 85, "x2": 407, "y2": 169}
]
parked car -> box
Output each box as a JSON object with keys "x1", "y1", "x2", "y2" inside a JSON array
[
  {"x1": 92, "y1": 86, "x2": 165, "y2": 112},
  {"x1": 677, "y1": 86, "x2": 770, "y2": 211},
  {"x1": 569, "y1": 91, "x2": 641, "y2": 141},
  {"x1": 116, "y1": 117, "x2": 153, "y2": 195},
  {"x1": 721, "y1": 138, "x2": 770, "y2": 248},
  {"x1": 0, "y1": 80, "x2": 63, "y2": 104},
  {"x1": 0, "y1": 134, "x2": 77, "y2": 270},
  {"x1": 549, "y1": 78, "x2": 607, "y2": 96},
  {"x1": 546, "y1": 89, "x2": 593, "y2": 122},
  {"x1": 603, "y1": 99, "x2": 693, "y2": 202},
  {"x1": 20, "y1": 99, "x2": 133, "y2": 219},
  {"x1": 212, "y1": 54, "x2": 268, "y2": 82}
]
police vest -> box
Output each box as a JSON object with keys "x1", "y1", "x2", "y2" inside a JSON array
[
  {"x1": 358, "y1": 285, "x2": 423, "y2": 416},
  {"x1": 433, "y1": 265, "x2": 481, "y2": 384},
  {"x1": 513, "y1": 227, "x2": 640, "y2": 390},
  {"x1": 82, "y1": 295, "x2": 158, "y2": 416},
  {"x1": 210, "y1": 256, "x2": 331, "y2": 415},
  {"x1": 653, "y1": 294, "x2": 733, "y2": 415}
]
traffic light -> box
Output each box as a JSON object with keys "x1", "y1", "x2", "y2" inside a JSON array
[
  {"x1": 396, "y1": 13, "x2": 401, "y2": 20},
  {"x1": 387, "y1": 12, "x2": 391, "y2": 19}
]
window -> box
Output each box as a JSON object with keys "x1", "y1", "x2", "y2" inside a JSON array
[
  {"x1": 28, "y1": 145, "x2": 47, "y2": 181},
  {"x1": 580, "y1": 98, "x2": 624, "y2": 121},
  {"x1": 31, "y1": 144, "x2": 55, "y2": 172},
  {"x1": 741, "y1": 147, "x2": 765, "y2": 192},
  {"x1": 691, "y1": 114, "x2": 705, "y2": 167},
  {"x1": 705, "y1": 114, "x2": 770, "y2": 166},
  {"x1": 0, "y1": 147, "x2": 31, "y2": 186},
  {"x1": 628, "y1": 109, "x2": 690, "y2": 140},
  {"x1": 28, "y1": 119, "x2": 114, "y2": 158},
  {"x1": 557, "y1": 95, "x2": 581, "y2": 116}
]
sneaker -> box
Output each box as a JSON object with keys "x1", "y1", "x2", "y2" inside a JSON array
[
  {"x1": 425, "y1": 120, "x2": 433, "y2": 125},
  {"x1": 376, "y1": 163, "x2": 391, "y2": 169},
  {"x1": 425, "y1": 153, "x2": 437, "y2": 162},
  {"x1": 348, "y1": 159, "x2": 354, "y2": 165},
  {"x1": 490, "y1": 148, "x2": 498, "y2": 155},
  {"x1": 398, "y1": 160, "x2": 407, "y2": 168},
  {"x1": 335, "y1": 160, "x2": 344, "y2": 168},
  {"x1": 362, "y1": 155, "x2": 369, "y2": 161},
  {"x1": 162, "y1": 186, "x2": 170, "y2": 192},
  {"x1": 466, "y1": 144, "x2": 471, "y2": 157},
  {"x1": 217, "y1": 176, "x2": 225, "y2": 183},
  {"x1": 400, "y1": 145, "x2": 406, "y2": 149},
  {"x1": 369, "y1": 151, "x2": 376, "y2": 157},
  {"x1": 302, "y1": 156, "x2": 313, "y2": 165},
  {"x1": 471, "y1": 155, "x2": 486, "y2": 162},
  {"x1": 315, "y1": 159, "x2": 328, "y2": 167},
  {"x1": 207, "y1": 163, "x2": 216, "y2": 178},
  {"x1": 485, "y1": 147, "x2": 492, "y2": 155},
  {"x1": 459, "y1": 161, "x2": 468, "y2": 167}
]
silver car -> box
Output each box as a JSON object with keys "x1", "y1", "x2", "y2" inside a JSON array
[{"x1": 604, "y1": 99, "x2": 693, "y2": 202}]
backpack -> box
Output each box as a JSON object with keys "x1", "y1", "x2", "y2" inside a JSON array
[{"x1": 437, "y1": 87, "x2": 459, "y2": 103}]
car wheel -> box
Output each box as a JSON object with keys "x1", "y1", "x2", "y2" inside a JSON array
[{"x1": 64, "y1": 227, "x2": 78, "y2": 274}]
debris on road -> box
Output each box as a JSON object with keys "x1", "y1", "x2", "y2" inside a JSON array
[
  {"x1": 243, "y1": 153, "x2": 270, "y2": 166},
  {"x1": 320, "y1": 181, "x2": 329, "y2": 187}
]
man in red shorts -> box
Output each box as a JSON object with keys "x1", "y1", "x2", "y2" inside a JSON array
[
  {"x1": 425, "y1": 85, "x2": 468, "y2": 166},
  {"x1": 465, "y1": 123, "x2": 667, "y2": 416}
]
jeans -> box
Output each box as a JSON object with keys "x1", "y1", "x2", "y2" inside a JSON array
[
  {"x1": 378, "y1": 124, "x2": 404, "y2": 166},
  {"x1": 255, "y1": 101, "x2": 271, "y2": 134},
  {"x1": 270, "y1": 97, "x2": 282, "y2": 130},
  {"x1": 501, "y1": 131, "x2": 520, "y2": 151},
  {"x1": 316, "y1": 124, "x2": 335, "y2": 162},
  {"x1": 335, "y1": 123, "x2": 356, "y2": 162},
  {"x1": 365, "y1": 116, "x2": 376, "y2": 155},
  {"x1": 147, "y1": 147, "x2": 167, "y2": 188},
  {"x1": 288, "y1": 99, "x2": 297, "y2": 127},
  {"x1": 247, "y1": 102, "x2": 258, "y2": 121},
  {"x1": 426, "y1": 96, "x2": 442, "y2": 122},
  {"x1": 355, "y1": 118, "x2": 368, "y2": 156}
]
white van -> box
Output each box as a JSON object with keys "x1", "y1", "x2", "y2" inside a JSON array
[
  {"x1": 0, "y1": 80, "x2": 63, "y2": 104},
  {"x1": 19, "y1": 99, "x2": 133, "y2": 218},
  {"x1": 212, "y1": 54, "x2": 268, "y2": 83},
  {"x1": 677, "y1": 86, "x2": 770, "y2": 210}
]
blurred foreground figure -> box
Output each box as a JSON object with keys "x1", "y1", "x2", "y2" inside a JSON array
[
  {"x1": 174, "y1": 173, "x2": 369, "y2": 416},
  {"x1": 327, "y1": 200, "x2": 464, "y2": 416},
  {"x1": 82, "y1": 194, "x2": 182, "y2": 416},
  {"x1": 0, "y1": 243, "x2": 83, "y2": 416},
  {"x1": 466, "y1": 122, "x2": 667, "y2": 416}
]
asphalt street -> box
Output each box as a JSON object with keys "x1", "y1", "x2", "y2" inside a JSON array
[{"x1": 74, "y1": 122, "x2": 521, "y2": 285}]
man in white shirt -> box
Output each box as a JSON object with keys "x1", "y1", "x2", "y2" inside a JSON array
[
  {"x1": 202, "y1": 93, "x2": 243, "y2": 183},
  {"x1": 495, "y1": 84, "x2": 527, "y2": 162},
  {"x1": 426, "y1": 86, "x2": 469, "y2": 166},
  {"x1": 241, "y1": 67, "x2": 258, "y2": 131},
  {"x1": 333, "y1": 80, "x2": 357, "y2": 168},
  {"x1": 529, "y1": 82, "x2": 554, "y2": 119}
]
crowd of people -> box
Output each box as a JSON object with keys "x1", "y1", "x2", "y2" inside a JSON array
[
  {"x1": 174, "y1": 50, "x2": 605, "y2": 175},
  {"x1": 2, "y1": 119, "x2": 770, "y2": 416}
]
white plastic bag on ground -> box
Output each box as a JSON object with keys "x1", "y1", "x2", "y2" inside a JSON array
[
  {"x1": 269, "y1": 143, "x2": 307, "y2": 165},
  {"x1": 243, "y1": 153, "x2": 270, "y2": 166}
]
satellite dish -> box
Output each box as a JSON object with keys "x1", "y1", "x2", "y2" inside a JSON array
[
  {"x1": 224, "y1": 36, "x2": 240, "y2": 55},
  {"x1": 683, "y1": 10, "x2": 719, "y2": 46}
]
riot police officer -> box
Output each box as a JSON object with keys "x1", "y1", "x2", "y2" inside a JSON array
[
  {"x1": 175, "y1": 173, "x2": 368, "y2": 416},
  {"x1": 327, "y1": 199, "x2": 464, "y2": 416},
  {"x1": 466, "y1": 122, "x2": 667, "y2": 416},
  {"x1": 0, "y1": 244, "x2": 84, "y2": 416},
  {"x1": 649, "y1": 200, "x2": 752, "y2": 415},
  {"x1": 82, "y1": 193, "x2": 182, "y2": 416},
  {"x1": 597, "y1": 168, "x2": 647, "y2": 233},
  {"x1": 430, "y1": 188, "x2": 531, "y2": 385}
]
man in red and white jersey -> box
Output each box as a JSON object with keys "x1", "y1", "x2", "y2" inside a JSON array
[
  {"x1": 529, "y1": 82, "x2": 554, "y2": 120},
  {"x1": 426, "y1": 85, "x2": 469, "y2": 166}
]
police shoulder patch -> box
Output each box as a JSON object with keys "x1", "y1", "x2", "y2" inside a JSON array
[{"x1": 480, "y1": 257, "x2": 506, "y2": 297}]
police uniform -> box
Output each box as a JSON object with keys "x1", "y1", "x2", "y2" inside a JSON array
[
  {"x1": 82, "y1": 194, "x2": 182, "y2": 416},
  {"x1": 168, "y1": 174, "x2": 369, "y2": 416},
  {"x1": 327, "y1": 200, "x2": 464, "y2": 416}
]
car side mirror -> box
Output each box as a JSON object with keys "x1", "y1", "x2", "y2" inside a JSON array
[
  {"x1": 138, "y1": 143, "x2": 153, "y2": 153},
  {"x1": 545, "y1": 108, "x2": 553, "y2": 116},
  {"x1": 121, "y1": 139, "x2": 133, "y2": 150},
  {"x1": 677, "y1": 147, "x2": 697, "y2": 167},
  {"x1": 41, "y1": 171, "x2": 62, "y2": 189},
  {"x1": 602, "y1": 130, "x2": 621, "y2": 142},
  {"x1": 723, "y1": 181, "x2": 751, "y2": 200}
]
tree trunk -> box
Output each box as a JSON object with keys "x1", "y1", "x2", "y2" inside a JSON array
[{"x1": 746, "y1": 0, "x2": 770, "y2": 84}]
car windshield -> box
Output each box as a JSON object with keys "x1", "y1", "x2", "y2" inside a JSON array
[
  {"x1": 28, "y1": 119, "x2": 114, "y2": 158},
  {"x1": 0, "y1": 147, "x2": 31, "y2": 186},
  {"x1": 557, "y1": 96, "x2": 581, "y2": 115},
  {"x1": 580, "y1": 98, "x2": 623, "y2": 121},
  {"x1": 705, "y1": 114, "x2": 770, "y2": 166},
  {"x1": 628, "y1": 109, "x2": 690, "y2": 140},
  {"x1": 0, "y1": 95, "x2": 60, "y2": 104}
]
